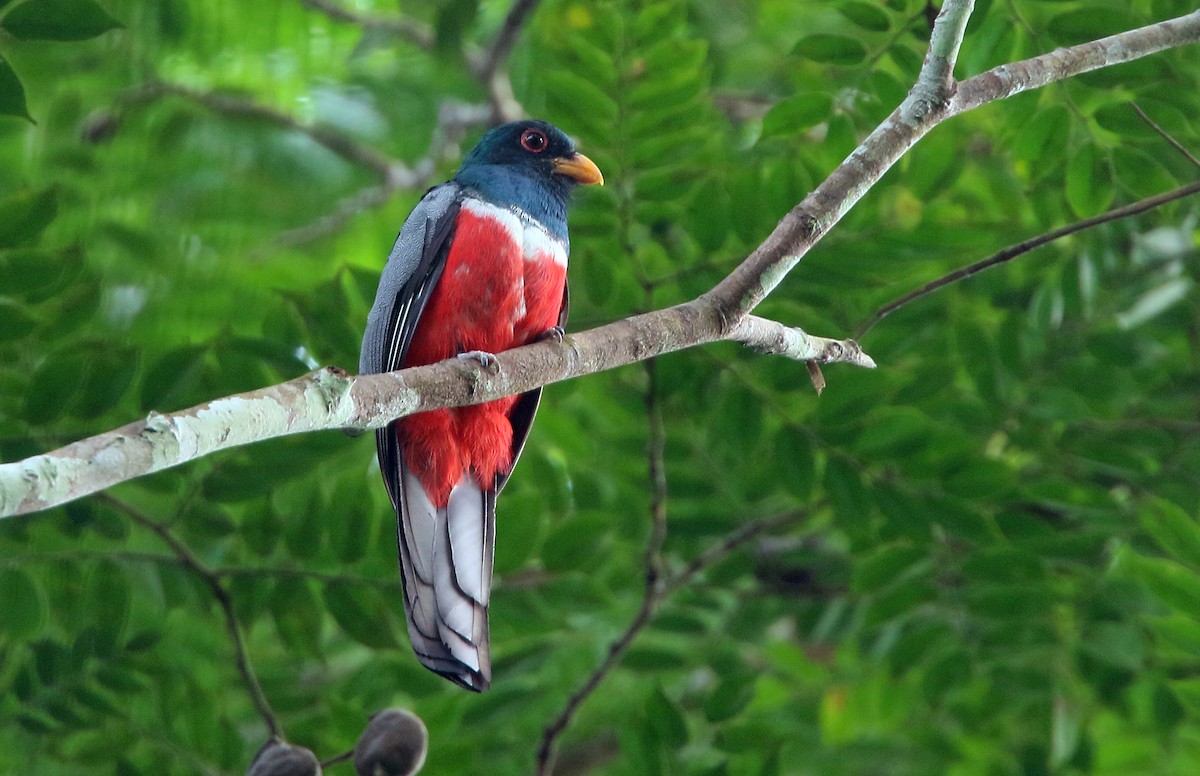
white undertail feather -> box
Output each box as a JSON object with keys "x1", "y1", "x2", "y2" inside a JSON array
[{"x1": 397, "y1": 469, "x2": 494, "y2": 690}]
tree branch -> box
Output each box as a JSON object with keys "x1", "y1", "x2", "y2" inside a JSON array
[
  {"x1": 534, "y1": 509, "x2": 806, "y2": 776},
  {"x1": 0, "y1": 307, "x2": 872, "y2": 517},
  {"x1": 857, "y1": 179, "x2": 1200, "y2": 338},
  {"x1": 731, "y1": 316, "x2": 876, "y2": 368},
  {"x1": 706, "y1": 6, "x2": 1200, "y2": 323},
  {"x1": 297, "y1": 0, "x2": 435, "y2": 49},
  {"x1": 949, "y1": 11, "x2": 1200, "y2": 114},
  {"x1": 704, "y1": 0, "x2": 977, "y2": 321},
  {"x1": 267, "y1": 101, "x2": 492, "y2": 250},
  {"x1": 1132, "y1": 102, "x2": 1200, "y2": 170},
  {"x1": 102, "y1": 80, "x2": 406, "y2": 181},
  {"x1": 4, "y1": 4, "x2": 1199, "y2": 517},
  {"x1": 98, "y1": 494, "x2": 282, "y2": 740},
  {"x1": 477, "y1": 0, "x2": 542, "y2": 121}
]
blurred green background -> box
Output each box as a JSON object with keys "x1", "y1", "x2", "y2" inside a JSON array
[{"x1": 3, "y1": 0, "x2": 1200, "y2": 774}]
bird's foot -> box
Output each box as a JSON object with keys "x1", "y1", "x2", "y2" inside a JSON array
[
  {"x1": 457, "y1": 350, "x2": 500, "y2": 375},
  {"x1": 537, "y1": 326, "x2": 565, "y2": 344}
]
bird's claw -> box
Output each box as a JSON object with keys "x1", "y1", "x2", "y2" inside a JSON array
[
  {"x1": 537, "y1": 326, "x2": 565, "y2": 344},
  {"x1": 457, "y1": 350, "x2": 500, "y2": 375}
]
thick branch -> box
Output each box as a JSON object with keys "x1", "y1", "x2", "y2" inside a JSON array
[
  {"x1": 732, "y1": 316, "x2": 876, "y2": 368},
  {"x1": 704, "y1": 0, "x2": 976, "y2": 321},
  {"x1": 0, "y1": 302, "x2": 870, "y2": 517},
  {"x1": 4, "y1": 5, "x2": 1199, "y2": 517},
  {"x1": 950, "y1": 11, "x2": 1200, "y2": 114},
  {"x1": 705, "y1": 5, "x2": 1200, "y2": 322}
]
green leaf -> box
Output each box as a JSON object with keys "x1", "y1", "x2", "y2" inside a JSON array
[
  {"x1": 704, "y1": 671, "x2": 756, "y2": 722},
  {"x1": 1047, "y1": 9, "x2": 1131, "y2": 46},
  {"x1": 545, "y1": 70, "x2": 618, "y2": 125},
  {"x1": 1119, "y1": 550, "x2": 1200, "y2": 619},
  {"x1": 0, "y1": 297, "x2": 39, "y2": 339},
  {"x1": 2, "y1": 0, "x2": 122, "y2": 40},
  {"x1": 541, "y1": 511, "x2": 608, "y2": 573},
  {"x1": 0, "y1": 248, "x2": 83, "y2": 303},
  {"x1": 89, "y1": 560, "x2": 131, "y2": 649},
  {"x1": 852, "y1": 543, "x2": 926, "y2": 593},
  {"x1": 761, "y1": 94, "x2": 832, "y2": 138},
  {"x1": 0, "y1": 569, "x2": 45, "y2": 639},
  {"x1": 824, "y1": 457, "x2": 871, "y2": 536},
  {"x1": 25, "y1": 351, "x2": 87, "y2": 423},
  {"x1": 707, "y1": 386, "x2": 763, "y2": 465},
  {"x1": 0, "y1": 56, "x2": 32, "y2": 121},
  {"x1": 269, "y1": 579, "x2": 323, "y2": 656},
  {"x1": 794, "y1": 34, "x2": 868, "y2": 65},
  {"x1": 0, "y1": 187, "x2": 57, "y2": 247},
  {"x1": 1170, "y1": 677, "x2": 1200, "y2": 717},
  {"x1": 944, "y1": 459, "x2": 1014, "y2": 499},
  {"x1": 776, "y1": 431, "x2": 815, "y2": 501},
  {"x1": 1140, "y1": 498, "x2": 1200, "y2": 570},
  {"x1": 1065, "y1": 144, "x2": 1114, "y2": 217},
  {"x1": 139, "y1": 345, "x2": 209, "y2": 410},
  {"x1": 322, "y1": 582, "x2": 398, "y2": 649},
  {"x1": 434, "y1": 0, "x2": 478, "y2": 52},
  {"x1": 838, "y1": 1, "x2": 891, "y2": 32},
  {"x1": 645, "y1": 685, "x2": 688, "y2": 748},
  {"x1": 75, "y1": 346, "x2": 137, "y2": 417}
]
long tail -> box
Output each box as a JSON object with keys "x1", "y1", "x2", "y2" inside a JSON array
[{"x1": 397, "y1": 469, "x2": 495, "y2": 691}]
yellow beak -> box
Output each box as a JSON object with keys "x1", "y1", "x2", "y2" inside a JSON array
[{"x1": 552, "y1": 152, "x2": 604, "y2": 185}]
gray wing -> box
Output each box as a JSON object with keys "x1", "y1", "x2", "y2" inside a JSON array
[
  {"x1": 361, "y1": 183, "x2": 462, "y2": 512},
  {"x1": 361, "y1": 182, "x2": 462, "y2": 377},
  {"x1": 362, "y1": 183, "x2": 493, "y2": 688}
]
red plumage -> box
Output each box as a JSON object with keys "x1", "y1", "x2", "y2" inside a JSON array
[{"x1": 397, "y1": 205, "x2": 567, "y2": 506}]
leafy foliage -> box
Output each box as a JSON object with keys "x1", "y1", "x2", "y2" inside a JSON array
[{"x1": 2, "y1": 0, "x2": 1200, "y2": 775}]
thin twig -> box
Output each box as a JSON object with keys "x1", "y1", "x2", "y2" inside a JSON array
[
  {"x1": 298, "y1": 0, "x2": 435, "y2": 48},
  {"x1": 661, "y1": 510, "x2": 809, "y2": 596},
  {"x1": 480, "y1": 0, "x2": 541, "y2": 80},
  {"x1": 320, "y1": 749, "x2": 354, "y2": 768},
  {"x1": 476, "y1": 0, "x2": 542, "y2": 121},
  {"x1": 534, "y1": 359, "x2": 669, "y2": 776},
  {"x1": 98, "y1": 494, "x2": 283, "y2": 739},
  {"x1": 267, "y1": 100, "x2": 491, "y2": 250},
  {"x1": 1132, "y1": 102, "x2": 1200, "y2": 170},
  {"x1": 857, "y1": 180, "x2": 1200, "y2": 338},
  {"x1": 643, "y1": 360, "x2": 670, "y2": 583},
  {"x1": 107, "y1": 80, "x2": 404, "y2": 179},
  {"x1": 532, "y1": 509, "x2": 807, "y2": 775}
]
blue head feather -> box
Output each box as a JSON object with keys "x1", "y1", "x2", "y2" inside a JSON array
[{"x1": 454, "y1": 120, "x2": 583, "y2": 240}]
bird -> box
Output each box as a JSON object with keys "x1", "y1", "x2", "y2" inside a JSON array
[{"x1": 360, "y1": 120, "x2": 603, "y2": 691}]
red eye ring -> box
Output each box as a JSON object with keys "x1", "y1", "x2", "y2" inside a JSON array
[{"x1": 521, "y1": 129, "x2": 548, "y2": 153}]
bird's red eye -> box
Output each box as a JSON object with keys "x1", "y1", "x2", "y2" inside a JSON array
[{"x1": 520, "y1": 129, "x2": 548, "y2": 153}]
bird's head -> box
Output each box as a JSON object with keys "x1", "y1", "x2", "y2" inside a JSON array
[
  {"x1": 460, "y1": 120, "x2": 604, "y2": 187},
  {"x1": 455, "y1": 120, "x2": 602, "y2": 236}
]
